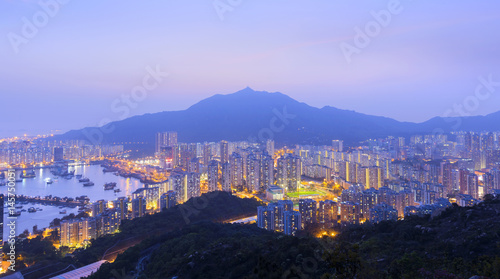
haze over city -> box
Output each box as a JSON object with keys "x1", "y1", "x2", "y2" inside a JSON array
[{"x1": 2, "y1": 0, "x2": 500, "y2": 138}]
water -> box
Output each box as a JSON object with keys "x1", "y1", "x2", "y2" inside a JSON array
[{"x1": 1, "y1": 165, "x2": 145, "y2": 239}]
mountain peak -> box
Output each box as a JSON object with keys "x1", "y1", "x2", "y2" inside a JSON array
[{"x1": 234, "y1": 86, "x2": 256, "y2": 94}]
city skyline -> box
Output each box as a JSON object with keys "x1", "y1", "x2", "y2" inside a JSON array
[{"x1": 2, "y1": 1, "x2": 500, "y2": 138}]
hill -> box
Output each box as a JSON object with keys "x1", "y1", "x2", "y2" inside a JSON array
[
  {"x1": 87, "y1": 196, "x2": 500, "y2": 279},
  {"x1": 56, "y1": 87, "x2": 500, "y2": 154}
]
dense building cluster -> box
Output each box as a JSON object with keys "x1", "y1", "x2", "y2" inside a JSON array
[
  {"x1": 60, "y1": 191, "x2": 177, "y2": 247},
  {"x1": 0, "y1": 139, "x2": 123, "y2": 166}
]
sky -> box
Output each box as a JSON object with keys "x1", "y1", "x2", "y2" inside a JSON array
[{"x1": 1, "y1": 0, "x2": 500, "y2": 138}]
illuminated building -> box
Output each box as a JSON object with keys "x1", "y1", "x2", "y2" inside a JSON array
[
  {"x1": 318, "y1": 200, "x2": 338, "y2": 228},
  {"x1": 369, "y1": 203, "x2": 398, "y2": 223},
  {"x1": 332, "y1": 140, "x2": 343, "y2": 152},
  {"x1": 277, "y1": 154, "x2": 301, "y2": 192},
  {"x1": 221, "y1": 162, "x2": 231, "y2": 192},
  {"x1": 186, "y1": 172, "x2": 201, "y2": 200},
  {"x1": 230, "y1": 152, "x2": 244, "y2": 190},
  {"x1": 91, "y1": 199, "x2": 106, "y2": 217},
  {"x1": 155, "y1": 131, "x2": 178, "y2": 154},
  {"x1": 246, "y1": 153, "x2": 260, "y2": 192},
  {"x1": 132, "y1": 196, "x2": 146, "y2": 218},
  {"x1": 220, "y1": 140, "x2": 229, "y2": 163},
  {"x1": 283, "y1": 211, "x2": 301, "y2": 236},
  {"x1": 299, "y1": 199, "x2": 316, "y2": 228},
  {"x1": 114, "y1": 196, "x2": 129, "y2": 221},
  {"x1": 340, "y1": 201, "x2": 360, "y2": 224},
  {"x1": 160, "y1": 190, "x2": 177, "y2": 210},
  {"x1": 266, "y1": 140, "x2": 275, "y2": 157},
  {"x1": 207, "y1": 160, "x2": 220, "y2": 192}
]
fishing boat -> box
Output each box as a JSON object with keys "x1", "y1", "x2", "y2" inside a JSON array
[
  {"x1": 79, "y1": 177, "x2": 90, "y2": 183},
  {"x1": 83, "y1": 182, "x2": 94, "y2": 187}
]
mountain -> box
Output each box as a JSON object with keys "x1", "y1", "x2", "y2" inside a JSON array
[{"x1": 58, "y1": 87, "x2": 500, "y2": 153}]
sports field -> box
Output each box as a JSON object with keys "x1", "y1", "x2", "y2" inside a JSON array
[{"x1": 286, "y1": 191, "x2": 323, "y2": 198}]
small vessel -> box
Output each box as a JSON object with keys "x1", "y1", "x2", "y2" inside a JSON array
[
  {"x1": 114, "y1": 188, "x2": 121, "y2": 193},
  {"x1": 76, "y1": 174, "x2": 83, "y2": 179},
  {"x1": 46, "y1": 178, "x2": 53, "y2": 184},
  {"x1": 83, "y1": 182, "x2": 95, "y2": 187},
  {"x1": 15, "y1": 205, "x2": 23, "y2": 209},
  {"x1": 79, "y1": 177, "x2": 90, "y2": 183},
  {"x1": 20, "y1": 170, "x2": 36, "y2": 179},
  {"x1": 28, "y1": 207, "x2": 36, "y2": 213},
  {"x1": 104, "y1": 182, "x2": 117, "y2": 190},
  {"x1": 59, "y1": 209, "x2": 67, "y2": 214},
  {"x1": 21, "y1": 209, "x2": 27, "y2": 212},
  {"x1": 15, "y1": 179, "x2": 23, "y2": 183},
  {"x1": 0, "y1": 181, "x2": 6, "y2": 186}
]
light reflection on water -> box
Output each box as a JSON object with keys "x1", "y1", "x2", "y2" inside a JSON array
[{"x1": 1, "y1": 164, "x2": 145, "y2": 239}]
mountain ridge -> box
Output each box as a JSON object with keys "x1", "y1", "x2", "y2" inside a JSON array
[{"x1": 56, "y1": 88, "x2": 500, "y2": 153}]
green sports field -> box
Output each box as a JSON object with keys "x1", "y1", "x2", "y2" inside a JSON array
[{"x1": 286, "y1": 191, "x2": 323, "y2": 198}]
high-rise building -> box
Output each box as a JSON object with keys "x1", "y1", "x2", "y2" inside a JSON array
[
  {"x1": 246, "y1": 153, "x2": 261, "y2": 192},
  {"x1": 220, "y1": 141, "x2": 229, "y2": 163},
  {"x1": 160, "y1": 190, "x2": 177, "y2": 210},
  {"x1": 186, "y1": 172, "x2": 201, "y2": 200},
  {"x1": 369, "y1": 203, "x2": 398, "y2": 223},
  {"x1": 260, "y1": 153, "x2": 274, "y2": 191},
  {"x1": 155, "y1": 131, "x2": 178, "y2": 154},
  {"x1": 207, "y1": 160, "x2": 220, "y2": 192},
  {"x1": 221, "y1": 162, "x2": 231, "y2": 193},
  {"x1": 114, "y1": 197, "x2": 128, "y2": 221},
  {"x1": 340, "y1": 201, "x2": 360, "y2": 224},
  {"x1": 318, "y1": 200, "x2": 337, "y2": 228},
  {"x1": 53, "y1": 147, "x2": 64, "y2": 162},
  {"x1": 91, "y1": 199, "x2": 106, "y2": 217},
  {"x1": 467, "y1": 173, "x2": 479, "y2": 199},
  {"x1": 131, "y1": 196, "x2": 146, "y2": 218},
  {"x1": 266, "y1": 140, "x2": 275, "y2": 157},
  {"x1": 277, "y1": 154, "x2": 301, "y2": 192},
  {"x1": 230, "y1": 152, "x2": 244, "y2": 190},
  {"x1": 283, "y1": 211, "x2": 301, "y2": 236},
  {"x1": 299, "y1": 199, "x2": 316, "y2": 228},
  {"x1": 332, "y1": 140, "x2": 343, "y2": 152}
]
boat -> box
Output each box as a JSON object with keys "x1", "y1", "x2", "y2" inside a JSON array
[
  {"x1": 0, "y1": 172, "x2": 4, "y2": 179},
  {"x1": 28, "y1": 207, "x2": 36, "y2": 213},
  {"x1": 114, "y1": 188, "x2": 121, "y2": 193},
  {"x1": 21, "y1": 209, "x2": 27, "y2": 212},
  {"x1": 59, "y1": 209, "x2": 67, "y2": 214},
  {"x1": 76, "y1": 174, "x2": 83, "y2": 179},
  {"x1": 83, "y1": 182, "x2": 94, "y2": 187},
  {"x1": 0, "y1": 181, "x2": 6, "y2": 186},
  {"x1": 20, "y1": 170, "x2": 36, "y2": 179},
  {"x1": 104, "y1": 182, "x2": 117, "y2": 190},
  {"x1": 15, "y1": 179, "x2": 23, "y2": 183},
  {"x1": 15, "y1": 205, "x2": 23, "y2": 209},
  {"x1": 46, "y1": 178, "x2": 53, "y2": 184},
  {"x1": 79, "y1": 177, "x2": 90, "y2": 182}
]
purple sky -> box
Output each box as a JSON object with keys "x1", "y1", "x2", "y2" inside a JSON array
[{"x1": 1, "y1": 0, "x2": 500, "y2": 138}]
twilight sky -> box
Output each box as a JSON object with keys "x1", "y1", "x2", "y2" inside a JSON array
[{"x1": 1, "y1": 0, "x2": 500, "y2": 138}]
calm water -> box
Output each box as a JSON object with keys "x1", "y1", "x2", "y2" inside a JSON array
[{"x1": 1, "y1": 165, "x2": 145, "y2": 239}]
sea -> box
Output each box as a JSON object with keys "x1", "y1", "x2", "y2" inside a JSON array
[{"x1": 1, "y1": 164, "x2": 145, "y2": 240}]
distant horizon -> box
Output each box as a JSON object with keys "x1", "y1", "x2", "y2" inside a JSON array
[{"x1": 3, "y1": 86, "x2": 500, "y2": 139}]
